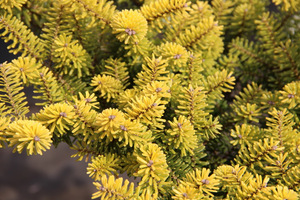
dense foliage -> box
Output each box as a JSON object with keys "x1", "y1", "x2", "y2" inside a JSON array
[{"x1": 0, "y1": 0, "x2": 299, "y2": 199}]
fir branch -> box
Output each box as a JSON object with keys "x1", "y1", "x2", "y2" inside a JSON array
[
  {"x1": 205, "y1": 70, "x2": 235, "y2": 97},
  {"x1": 212, "y1": 0, "x2": 235, "y2": 28},
  {"x1": 0, "y1": 116, "x2": 10, "y2": 148},
  {"x1": 91, "y1": 74, "x2": 123, "y2": 102},
  {"x1": 200, "y1": 115, "x2": 222, "y2": 140},
  {"x1": 238, "y1": 174, "x2": 269, "y2": 200},
  {"x1": 176, "y1": 84, "x2": 207, "y2": 126},
  {"x1": 275, "y1": 40, "x2": 300, "y2": 81},
  {"x1": 0, "y1": 63, "x2": 29, "y2": 118},
  {"x1": 255, "y1": 12, "x2": 280, "y2": 52},
  {"x1": 111, "y1": 9, "x2": 148, "y2": 45},
  {"x1": 87, "y1": 154, "x2": 120, "y2": 181},
  {"x1": 72, "y1": 13, "x2": 84, "y2": 46},
  {"x1": 177, "y1": 16, "x2": 222, "y2": 50},
  {"x1": 279, "y1": 81, "x2": 300, "y2": 109},
  {"x1": 102, "y1": 58, "x2": 130, "y2": 88},
  {"x1": 230, "y1": 38, "x2": 269, "y2": 67},
  {"x1": 266, "y1": 108, "x2": 296, "y2": 149},
  {"x1": 234, "y1": 138, "x2": 283, "y2": 172},
  {"x1": 283, "y1": 165, "x2": 300, "y2": 191},
  {"x1": 72, "y1": 95, "x2": 98, "y2": 141},
  {"x1": 0, "y1": 0, "x2": 28, "y2": 13},
  {"x1": 32, "y1": 67, "x2": 64, "y2": 106},
  {"x1": 6, "y1": 120, "x2": 52, "y2": 155},
  {"x1": 58, "y1": 75, "x2": 87, "y2": 99},
  {"x1": 73, "y1": 0, "x2": 116, "y2": 25},
  {"x1": 41, "y1": 1, "x2": 73, "y2": 66},
  {"x1": 134, "y1": 55, "x2": 169, "y2": 87},
  {"x1": 276, "y1": 12, "x2": 293, "y2": 31},
  {"x1": 125, "y1": 94, "x2": 166, "y2": 127},
  {"x1": 0, "y1": 14, "x2": 43, "y2": 59},
  {"x1": 140, "y1": 0, "x2": 190, "y2": 23},
  {"x1": 185, "y1": 54, "x2": 203, "y2": 85},
  {"x1": 264, "y1": 152, "x2": 292, "y2": 180},
  {"x1": 154, "y1": 42, "x2": 189, "y2": 71},
  {"x1": 92, "y1": 175, "x2": 134, "y2": 199},
  {"x1": 71, "y1": 141, "x2": 101, "y2": 162},
  {"x1": 51, "y1": 33, "x2": 92, "y2": 78},
  {"x1": 229, "y1": 1, "x2": 267, "y2": 37},
  {"x1": 215, "y1": 164, "x2": 252, "y2": 193},
  {"x1": 272, "y1": 0, "x2": 300, "y2": 12}
]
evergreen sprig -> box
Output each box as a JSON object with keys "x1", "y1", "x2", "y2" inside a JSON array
[
  {"x1": 1, "y1": 0, "x2": 300, "y2": 199},
  {"x1": 0, "y1": 63, "x2": 29, "y2": 118}
]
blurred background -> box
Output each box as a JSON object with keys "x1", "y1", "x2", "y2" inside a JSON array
[
  {"x1": 0, "y1": 38, "x2": 96, "y2": 200},
  {"x1": 0, "y1": 144, "x2": 96, "y2": 200}
]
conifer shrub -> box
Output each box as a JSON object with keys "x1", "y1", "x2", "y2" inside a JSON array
[{"x1": 0, "y1": 0, "x2": 299, "y2": 199}]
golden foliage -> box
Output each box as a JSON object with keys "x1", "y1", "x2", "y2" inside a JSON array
[
  {"x1": 111, "y1": 9, "x2": 148, "y2": 44},
  {"x1": 92, "y1": 175, "x2": 134, "y2": 199},
  {"x1": 165, "y1": 115, "x2": 197, "y2": 156},
  {"x1": 0, "y1": 0, "x2": 28, "y2": 13},
  {"x1": 6, "y1": 120, "x2": 52, "y2": 155},
  {"x1": 1, "y1": 0, "x2": 300, "y2": 199},
  {"x1": 35, "y1": 102, "x2": 75, "y2": 135},
  {"x1": 91, "y1": 74, "x2": 123, "y2": 101}
]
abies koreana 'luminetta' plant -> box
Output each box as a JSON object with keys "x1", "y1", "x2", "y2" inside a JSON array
[{"x1": 0, "y1": 0, "x2": 300, "y2": 199}]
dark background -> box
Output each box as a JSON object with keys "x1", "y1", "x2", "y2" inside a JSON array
[{"x1": 0, "y1": 39, "x2": 96, "y2": 200}]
